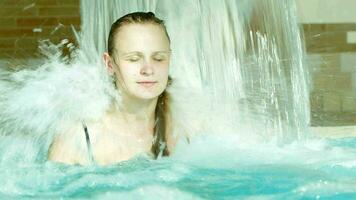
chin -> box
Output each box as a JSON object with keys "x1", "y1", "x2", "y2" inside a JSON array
[
  {"x1": 133, "y1": 90, "x2": 164, "y2": 100},
  {"x1": 129, "y1": 85, "x2": 166, "y2": 100}
]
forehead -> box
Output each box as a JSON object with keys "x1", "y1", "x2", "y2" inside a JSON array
[{"x1": 114, "y1": 23, "x2": 170, "y2": 53}]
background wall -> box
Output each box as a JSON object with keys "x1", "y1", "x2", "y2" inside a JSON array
[
  {"x1": 0, "y1": 0, "x2": 80, "y2": 62},
  {"x1": 0, "y1": 0, "x2": 355, "y2": 126},
  {"x1": 297, "y1": 0, "x2": 356, "y2": 126}
]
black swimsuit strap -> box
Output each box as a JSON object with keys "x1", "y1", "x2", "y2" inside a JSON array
[{"x1": 82, "y1": 122, "x2": 95, "y2": 165}]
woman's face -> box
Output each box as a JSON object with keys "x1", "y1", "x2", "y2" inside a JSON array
[{"x1": 110, "y1": 23, "x2": 171, "y2": 100}]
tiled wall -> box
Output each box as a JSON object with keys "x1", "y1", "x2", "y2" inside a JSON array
[
  {"x1": 299, "y1": 0, "x2": 356, "y2": 126},
  {"x1": 0, "y1": 0, "x2": 80, "y2": 59},
  {"x1": 298, "y1": 0, "x2": 356, "y2": 126}
]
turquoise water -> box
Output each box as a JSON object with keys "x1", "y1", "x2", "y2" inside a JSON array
[{"x1": 2, "y1": 137, "x2": 356, "y2": 200}]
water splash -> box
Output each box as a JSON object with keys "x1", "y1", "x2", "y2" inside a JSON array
[
  {"x1": 0, "y1": 40, "x2": 118, "y2": 164},
  {"x1": 1, "y1": 1, "x2": 356, "y2": 199},
  {"x1": 79, "y1": 0, "x2": 309, "y2": 141},
  {"x1": 0, "y1": 0, "x2": 310, "y2": 165}
]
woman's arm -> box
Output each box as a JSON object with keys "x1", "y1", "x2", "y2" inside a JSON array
[{"x1": 48, "y1": 124, "x2": 89, "y2": 165}]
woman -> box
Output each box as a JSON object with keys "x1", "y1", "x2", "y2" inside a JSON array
[{"x1": 48, "y1": 12, "x2": 178, "y2": 166}]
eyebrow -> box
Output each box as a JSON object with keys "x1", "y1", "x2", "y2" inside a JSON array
[{"x1": 119, "y1": 50, "x2": 171, "y2": 56}]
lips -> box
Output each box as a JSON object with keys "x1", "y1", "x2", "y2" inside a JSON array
[{"x1": 137, "y1": 81, "x2": 157, "y2": 88}]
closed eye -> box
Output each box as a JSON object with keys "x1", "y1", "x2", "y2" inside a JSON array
[
  {"x1": 127, "y1": 56, "x2": 140, "y2": 62},
  {"x1": 153, "y1": 57, "x2": 165, "y2": 62},
  {"x1": 152, "y1": 54, "x2": 168, "y2": 62}
]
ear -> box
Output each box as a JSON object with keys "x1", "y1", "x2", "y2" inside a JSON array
[{"x1": 103, "y1": 52, "x2": 114, "y2": 75}]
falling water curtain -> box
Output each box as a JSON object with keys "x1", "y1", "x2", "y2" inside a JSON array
[{"x1": 78, "y1": 0, "x2": 310, "y2": 142}]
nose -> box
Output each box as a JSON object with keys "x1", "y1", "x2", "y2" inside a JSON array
[{"x1": 140, "y1": 60, "x2": 154, "y2": 76}]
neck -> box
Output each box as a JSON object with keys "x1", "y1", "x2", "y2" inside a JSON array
[
  {"x1": 110, "y1": 93, "x2": 158, "y2": 130},
  {"x1": 123, "y1": 94, "x2": 157, "y2": 121}
]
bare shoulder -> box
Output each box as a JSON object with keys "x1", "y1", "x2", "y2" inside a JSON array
[
  {"x1": 47, "y1": 123, "x2": 89, "y2": 165},
  {"x1": 166, "y1": 113, "x2": 192, "y2": 154},
  {"x1": 168, "y1": 110, "x2": 205, "y2": 151}
]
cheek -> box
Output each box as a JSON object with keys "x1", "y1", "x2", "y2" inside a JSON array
[
  {"x1": 157, "y1": 63, "x2": 169, "y2": 75},
  {"x1": 116, "y1": 63, "x2": 138, "y2": 81},
  {"x1": 157, "y1": 67, "x2": 169, "y2": 83}
]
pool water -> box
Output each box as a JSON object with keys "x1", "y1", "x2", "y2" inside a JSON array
[{"x1": 2, "y1": 135, "x2": 356, "y2": 200}]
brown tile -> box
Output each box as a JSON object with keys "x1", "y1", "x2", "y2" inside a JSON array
[
  {"x1": 58, "y1": 17, "x2": 80, "y2": 26},
  {"x1": 303, "y1": 23, "x2": 356, "y2": 53},
  {"x1": 310, "y1": 92, "x2": 323, "y2": 111},
  {"x1": 35, "y1": 0, "x2": 58, "y2": 6},
  {"x1": 0, "y1": 18, "x2": 16, "y2": 27},
  {"x1": 38, "y1": 6, "x2": 79, "y2": 17},
  {"x1": 313, "y1": 73, "x2": 352, "y2": 91},
  {"x1": 36, "y1": 26, "x2": 78, "y2": 38},
  {"x1": 311, "y1": 111, "x2": 356, "y2": 126},
  {"x1": 323, "y1": 92, "x2": 342, "y2": 112},
  {"x1": 342, "y1": 95, "x2": 356, "y2": 112},
  {"x1": 0, "y1": 38, "x2": 15, "y2": 48},
  {"x1": 313, "y1": 53, "x2": 341, "y2": 73},
  {"x1": 14, "y1": 37, "x2": 39, "y2": 48},
  {"x1": 0, "y1": 0, "x2": 37, "y2": 6},
  {"x1": 16, "y1": 17, "x2": 80, "y2": 27},
  {"x1": 56, "y1": 0, "x2": 79, "y2": 6},
  {"x1": 303, "y1": 24, "x2": 356, "y2": 32},
  {"x1": 0, "y1": 48, "x2": 40, "y2": 59},
  {"x1": 0, "y1": 28, "x2": 35, "y2": 37},
  {"x1": 17, "y1": 17, "x2": 59, "y2": 27},
  {"x1": 304, "y1": 31, "x2": 347, "y2": 53},
  {"x1": 0, "y1": 6, "x2": 37, "y2": 17},
  {"x1": 338, "y1": 44, "x2": 356, "y2": 52}
]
